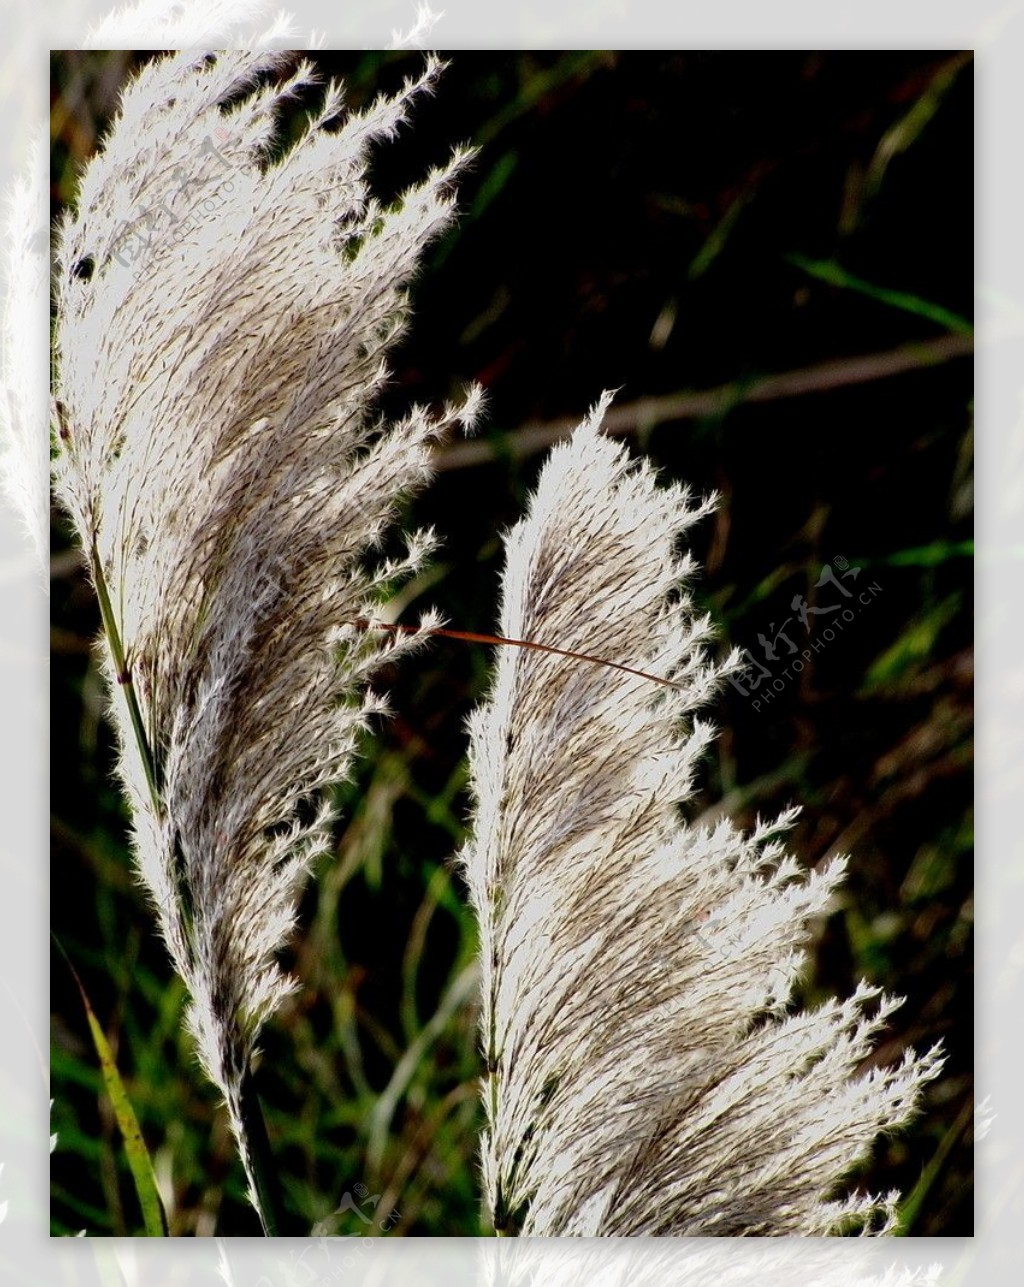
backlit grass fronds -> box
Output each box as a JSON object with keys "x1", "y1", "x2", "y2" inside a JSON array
[
  {"x1": 51, "y1": 48, "x2": 477, "y2": 1229},
  {"x1": 460, "y1": 393, "x2": 943, "y2": 1236}
]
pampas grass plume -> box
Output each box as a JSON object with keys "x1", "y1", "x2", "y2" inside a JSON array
[
  {"x1": 50, "y1": 48, "x2": 477, "y2": 1228},
  {"x1": 460, "y1": 393, "x2": 943, "y2": 1236}
]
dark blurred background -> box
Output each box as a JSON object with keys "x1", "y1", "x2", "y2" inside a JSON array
[{"x1": 50, "y1": 50, "x2": 973, "y2": 1236}]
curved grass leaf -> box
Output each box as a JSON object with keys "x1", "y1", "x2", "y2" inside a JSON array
[
  {"x1": 893, "y1": 1093, "x2": 974, "y2": 1235},
  {"x1": 787, "y1": 253, "x2": 973, "y2": 335},
  {"x1": 54, "y1": 938, "x2": 168, "y2": 1237}
]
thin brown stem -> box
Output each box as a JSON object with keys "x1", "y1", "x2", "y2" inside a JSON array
[
  {"x1": 434, "y1": 332, "x2": 974, "y2": 472},
  {"x1": 355, "y1": 618, "x2": 684, "y2": 691}
]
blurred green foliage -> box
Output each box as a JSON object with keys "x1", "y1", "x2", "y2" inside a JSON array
[{"x1": 50, "y1": 50, "x2": 972, "y2": 1236}]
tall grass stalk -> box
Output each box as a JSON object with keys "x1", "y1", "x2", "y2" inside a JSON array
[
  {"x1": 460, "y1": 394, "x2": 944, "y2": 1235},
  {"x1": 50, "y1": 48, "x2": 477, "y2": 1232}
]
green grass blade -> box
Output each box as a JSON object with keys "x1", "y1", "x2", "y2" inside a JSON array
[
  {"x1": 54, "y1": 938, "x2": 168, "y2": 1236},
  {"x1": 90, "y1": 547, "x2": 162, "y2": 814},
  {"x1": 689, "y1": 188, "x2": 752, "y2": 281},
  {"x1": 862, "y1": 593, "x2": 962, "y2": 691},
  {"x1": 893, "y1": 1094, "x2": 974, "y2": 1235},
  {"x1": 879, "y1": 539, "x2": 974, "y2": 567},
  {"x1": 786, "y1": 253, "x2": 973, "y2": 335}
]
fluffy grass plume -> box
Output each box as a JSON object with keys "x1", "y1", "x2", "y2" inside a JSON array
[
  {"x1": 51, "y1": 49, "x2": 477, "y2": 1229},
  {"x1": 460, "y1": 393, "x2": 943, "y2": 1236}
]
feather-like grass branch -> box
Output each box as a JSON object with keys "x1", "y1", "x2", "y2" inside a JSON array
[
  {"x1": 459, "y1": 393, "x2": 944, "y2": 1236},
  {"x1": 50, "y1": 48, "x2": 478, "y2": 1232}
]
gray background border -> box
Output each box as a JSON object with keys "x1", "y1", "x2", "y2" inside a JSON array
[{"x1": 3, "y1": 1, "x2": 1014, "y2": 1282}]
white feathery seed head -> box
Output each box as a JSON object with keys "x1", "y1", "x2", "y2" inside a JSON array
[
  {"x1": 459, "y1": 392, "x2": 943, "y2": 1236},
  {"x1": 51, "y1": 49, "x2": 477, "y2": 1223}
]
